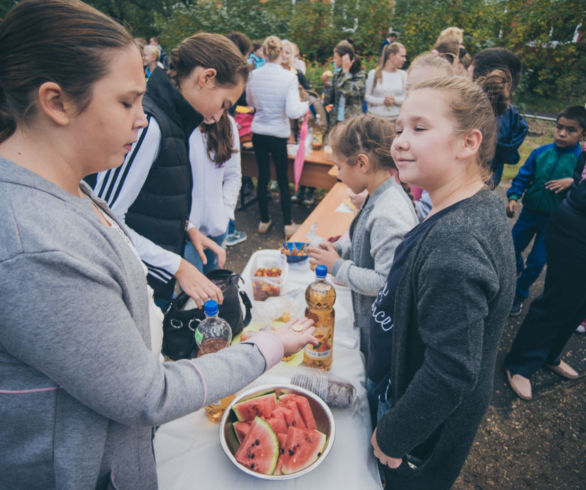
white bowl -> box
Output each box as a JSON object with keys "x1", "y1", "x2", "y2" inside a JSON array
[{"x1": 219, "y1": 384, "x2": 335, "y2": 480}]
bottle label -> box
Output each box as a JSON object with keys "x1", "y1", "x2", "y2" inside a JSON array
[
  {"x1": 194, "y1": 329, "x2": 203, "y2": 345},
  {"x1": 304, "y1": 346, "x2": 331, "y2": 359}
]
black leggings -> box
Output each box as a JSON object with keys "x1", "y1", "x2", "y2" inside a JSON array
[{"x1": 252, "y1": 133, "x2": 291, "y2": 225}]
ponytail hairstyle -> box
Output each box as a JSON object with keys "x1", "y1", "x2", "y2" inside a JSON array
[
  {"x1": 168, "y1": 33, "x2": 249, "y2": 89},
  {"x1": 475, "y1": 68, "x2": 512, "y2": 117},
  {"x1": 0, "y1": 0, "x2": 134, "y2": 143},
  {"x1": 334, "y1": 40, "x2": 362, "y2": 75},
  {"x1": 327, "y1": 114, "x2": 416, "y2": 207},
  {"x1": 373, "y1": 42, "x2": 405, "y2": 92},
  {"x1": 262, "y1": 35, "x2": 282, "y2": 63},
  {"x1": 201, "y1": 112, "x2": 236, "y2": 166},
  {"x1": 411, "y1": 76, "x2": 497, "y2": 182},
  {"x1": 472, "y1": 48, "x2": 522, "y2": 91},
  {"x1": 432, "y1": 40, "x2": 460, "y2": 66}
]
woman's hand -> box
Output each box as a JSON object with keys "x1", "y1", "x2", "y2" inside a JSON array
[
  {"x1": 187, "y1": 225, "x2": 226, "y2": 268},
  {"x1": 308, "y1": 242, "x2": 340, "y2": 271},
  {"x1": 371, "y1": 428, "x2": 403, "y2": 469},
  {"x1": 545, "y1": 177, "x2": 573, "y2": 194},
  {"x1": 175, "y1": 259, "x2": 223, "y2": 308},
  {"x1": 271, "y1": 317, "x2": 317, "y2": 357},
  {"x1": 384, "y1": 95, "x2": 395, "y2": 107},
  {"x1": 341, "y1": 54, "x2": 353, "y2": 73}
]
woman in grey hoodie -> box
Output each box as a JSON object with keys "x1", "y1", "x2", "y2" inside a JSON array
[{"x1": 0, "y1": 2, "x2": 315, "y2": 489}]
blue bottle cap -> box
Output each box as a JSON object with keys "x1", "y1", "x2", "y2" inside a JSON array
[
  {"x1": 204, "y1": 300, "x2": 219, "y2": 317},
  {"x1": 315, "y1": 265, "x2": 327, "y2": 278}
]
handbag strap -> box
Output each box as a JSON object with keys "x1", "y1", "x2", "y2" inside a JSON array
[{"x1": 239, "y1": 290, "x2": 252, "y2": 327}]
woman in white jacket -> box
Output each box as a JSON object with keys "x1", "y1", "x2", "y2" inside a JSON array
[
  {"x1": 365, "y1": 43, "x2": 407, "y2": 122},
  {"x1": 186, "y1": 112, "x2": 241, "y2": 273},
  {"x1": 246, "y1": 35, "x2": 308, "y2": 238}
]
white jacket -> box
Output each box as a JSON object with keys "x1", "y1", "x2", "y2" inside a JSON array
[
  {"x1": 188, "y1": 116, "x2": 241, "y2": 237},
  {"x1": 246, "y1": 62, "x2": 308, "y2": 138}
]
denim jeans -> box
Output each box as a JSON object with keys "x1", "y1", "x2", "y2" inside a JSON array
[
  {"x1": 183, "y1": 230, "x2": 227, "y2": 275},
  {"x1": 511, "y1": 207, "x2": 550, "y2": 298}
]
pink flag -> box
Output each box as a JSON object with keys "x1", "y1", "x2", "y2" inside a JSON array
[{"x1": 293, "y1": 112, "x2": 310, "y2": 192}]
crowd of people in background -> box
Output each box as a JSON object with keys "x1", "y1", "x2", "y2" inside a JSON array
[{"x1": 0, "y1": 1, "x2": 583, "y2": 489}]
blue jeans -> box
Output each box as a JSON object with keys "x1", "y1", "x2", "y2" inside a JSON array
[
  {"x1": 183, "y1": 231, "x2": 227, "y2": 275},
  {"x1": 511, "y1": 207, "x2": 550, "y2": 299}
]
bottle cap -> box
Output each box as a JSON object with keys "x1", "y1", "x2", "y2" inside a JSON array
[
  {"x1": 315, "y1": 265, "x2": 327, "y2": 278},
  {"x1": 204, "y1": 300, "x2": 219, "y2": 317}
]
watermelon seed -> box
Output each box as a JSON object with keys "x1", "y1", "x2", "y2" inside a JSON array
[
  {"x1": 250, "y1": 463, "x2": 255, "y2": 469},
  {"x1": 288, "y1": 448, "x2": 295, "y2": 456},
  {"x1": 318, "y1": 452, "x2": 322, "y2": 457},
  {"x1": 248, "y1": 453, "x2": 255, "y2": 459},
  {"x1": 280, "y1": 449, "x2": 284, "y2": 454},
  {"x1": 255, "y1": 439, "x2": 260, "y2": 445}
]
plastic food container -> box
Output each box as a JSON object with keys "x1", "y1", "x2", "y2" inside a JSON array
[
  {"x1": 249, "y1": 250, "x2": 288, "y2": 301},
  {"x1": 220, "y1": 384, "x2": 335, "y2": 480}
]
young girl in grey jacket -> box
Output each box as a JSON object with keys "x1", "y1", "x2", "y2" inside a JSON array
[{"x1": 308, "y1": 115, "x2": 418, "y2": 357}]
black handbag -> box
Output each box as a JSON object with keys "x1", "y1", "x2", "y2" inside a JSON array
[{"x1": 162, "y1": 269, "x2": 252, "y2": 360}]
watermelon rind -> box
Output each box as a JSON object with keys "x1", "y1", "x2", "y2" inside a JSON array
[
  {"x1": 235, "y1": 417, "x2": 279, "y2": 475},
  {"x1": 232, "y1": 392, "x2": 278, "y2": 422},
  {"x1": 280, "y1": 428, "x2": 327, "y2": 475}
]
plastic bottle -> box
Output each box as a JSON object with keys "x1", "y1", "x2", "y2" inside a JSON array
[
  {"x1": 303, "y1": 265, "x2": 336, "y2": 370},
  {"x1": 195, "y1": 300, "x2": 235, "y2": 422},
  {"x1": 311, "y1": 114, "x2": 323, "y2": 150}
]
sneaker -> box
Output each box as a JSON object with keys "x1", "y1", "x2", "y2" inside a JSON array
[
  {"x1": 509, "y1": 296, "x2": 524, "y2": 317},
  {"x1": 302, "y1": 188, "x2": 315, "y2": 206},
  {"x1": 258, "y1": 219, "x2": 272, "y2": 234},
  {"x1": 577, "y1": 320, "x2": 586, "y2": 334},
  {"x1": 291, "y1": 189, "x2": 304, "y2": 203},
  {"x1": 225, "y1": 230, "x2": 247, "y2": 247},
  {"x1": 269, "y1": 181, "x2": 279, "y2": 192},
  {"x1": 284, "y1": 222, "x2": 299, "y2": 239}
]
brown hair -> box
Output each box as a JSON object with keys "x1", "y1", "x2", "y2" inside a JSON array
[
  {"x1": 168, "y1": 33, "x2": 249, "y2": 88},
  {"x1": 334, "y1": 40, "x2": 362, "y2": 74},
  {"x1": 262, "y1": 35, "x2": 282, "y2": 62},
  {"x1": 475, "y1": 68, "x2": 512, "y2": 117},
  {"x1": 0, "y1": 0, "x2": 134, "y2": 143},
  {"x1": 433, "y1": 40, "x2": 460, "y2": 66},
  {"x1": 327, "y1": 114, "x2": 415, "y2": 205},
  {"x1": 226, "y1": 31, "x2": 252, "y2": 57},
  {"x1": 411, "y1": 76, "x2": 497, "y2": 181},
  {"x1": 373, "y1": 42, "x2": 405, "y2": 91},
  {"x1": 200, "y1": 112, "x2": 237, "y2": 166}
]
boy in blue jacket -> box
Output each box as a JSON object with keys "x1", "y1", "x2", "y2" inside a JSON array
[{"x1": 506, "y1": 105, "x2": 586, "y2": 315}]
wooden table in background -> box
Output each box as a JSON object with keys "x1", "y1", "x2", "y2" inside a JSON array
[
  {"x1": 290, "y1": 182, "x2": 357, "y2": 242},
  {"x1": 240, "y1": 147, "x2": 338, "y2": 190}
]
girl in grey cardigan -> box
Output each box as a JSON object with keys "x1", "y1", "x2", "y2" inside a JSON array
[
  {"x1": 370, "y1": 78, "x2": 515, "y2": 488},
  {"x1": 0, "y1": 3, "x2": 316, "y2": 489},
  {"x1": 308, "y1": 115, "x2": 418, "y2": 352}
]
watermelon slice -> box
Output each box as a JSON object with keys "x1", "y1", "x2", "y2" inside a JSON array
[
  {"x1": 279, "y1": 405, "x2": 306, "y2": 429},
  {"x1": 279, "y1": 426, "x2": 327, "y2": 475},
  {"x1": 232, "y1": 392, "x2": 278, "y2": 422},
  {"x1": 276, "y1": 432, "x2": 288, "y2": 448},
  {"x1": 235, "y1": 417, "x2": 279, "y2": 475},
  {"x1": 233, "y1": 421, "x2": 251, "y2": 443},
  {"x1": 280, "y1": 394, "x2": 317, "y2": 430},
  {"x1": 265, "y1": 414, "x2": 288, "y2": 434}
]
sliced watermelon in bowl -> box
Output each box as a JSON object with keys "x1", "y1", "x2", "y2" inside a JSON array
[{"x1": 220, "y1": 384, "x2": 335, "y2": 480}]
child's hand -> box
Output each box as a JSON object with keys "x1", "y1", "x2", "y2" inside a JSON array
[
  {"x1": 341, "y1": 54, "x2": 353, "y2": 73},
  {"x1": 308, "y1": 242, "x2": 340, "y2": 271},
  {"x1": 506, "y1": 200, "x2": 517, "y2": 218},
  {"x1": 271, "y1": 318, "x2": 317, "y2": 357},
  {"x1": 545, "y1": 178, "x2": 573, "y2": 194},
  {"x1": 371, "y1": 428, "x2": 403, "y2": 469}
]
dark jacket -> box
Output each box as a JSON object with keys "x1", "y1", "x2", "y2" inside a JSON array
[
  {"x1": 126, "y1": 67, "x2": 203, "y2": 299},
  {"x1": 323, "y1": 69, "x2": 366, "y2": 125},
  {"x1": 490, "y1": 104, "x2": 528, "y2": 187},
  {"x1": 376, "y1": 190, "x2": 515, "y2": 489},
  {"x1": 507, "y1": 142, "x2": 581, "y2": 215}
]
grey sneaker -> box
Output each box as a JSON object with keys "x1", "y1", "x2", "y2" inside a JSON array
[{"x1": 225, "y1": 230, "x2": 247, "y2": 247}]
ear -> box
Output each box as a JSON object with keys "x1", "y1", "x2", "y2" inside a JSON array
[
  {"x1": 37, "y1": 82, "x2": 74, "y2": 126},
  {"x1": 356, "y1": 153, "x2": 371, "y2": 173},
  {"x1": 456, "y1": 128, "x2": 483, "y2": 161},
  {"x1": 198, "y1": 67, "x2": 217, "y2": 87}
]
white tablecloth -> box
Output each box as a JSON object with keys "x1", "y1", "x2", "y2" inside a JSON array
[{"x1": 155, "y1": 251, "x2": 382, "y2": 489}]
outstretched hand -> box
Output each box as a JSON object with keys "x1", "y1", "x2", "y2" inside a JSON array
[
  {"x1": 271, "y1": 317, "x2": 317, "y2": 357},
  {"x1": 308, "y1": 242, "x2": 340, "y2": 271},
  {"x1": 175, "y1": 259, "x2": 223, "y2": 308}
]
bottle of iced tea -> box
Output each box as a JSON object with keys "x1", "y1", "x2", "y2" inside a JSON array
[
  {"x1": 195, "y1": 300, "x2": 235, "y2": 422},
  {"x1": 303, "y1": 265, "x2": 336, "y2": 370}
]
